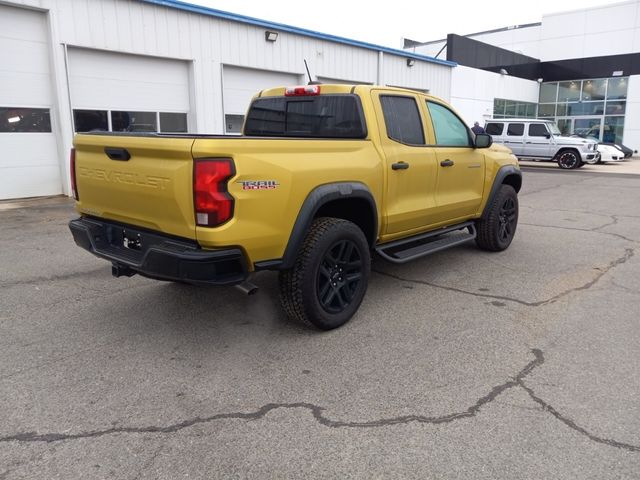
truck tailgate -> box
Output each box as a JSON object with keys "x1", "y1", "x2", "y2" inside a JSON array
[{"x1": 74, "y1": 135, "x2": 196, "y2": 239}]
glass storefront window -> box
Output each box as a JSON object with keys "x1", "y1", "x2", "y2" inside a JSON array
[
  {"x1": 539, "y1": 83, "x2": 558, "y2": 103},
  {"x1": 607, "y1": 78, "x2": 628, "y2": 100},
  {"x1": 556, "y1": 119, "x2": 571, "y2": 135},
  {"x1": 603, "y1": 116, "x2": 624, "y2": 143},
  {"x1": 581, "y1": 79, "x2": 606, "y2": 101},
  {"x1": 558, "y1": 81, "x2": 581, "y2": 102},
  {"x1": 605, "y1": 101, "x2": 626, "y2": 115},
  {"x1": 574, "y1": 118, "x2": 602, "y2": 140},
  {"x1": 538, "y1": 104, "x2": 555, "y2": 117},
  {"x1": 493, "y1": 98, "x2": 506, "y2": 116}
]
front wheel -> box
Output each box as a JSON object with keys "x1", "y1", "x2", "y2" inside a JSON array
[
  {"x1": 279, "y1": 217, "x2": 371, "y2": 330},
  {"x1": 475, "y1": 185, "x2": 518, "y2": 252},
  {"x1": 556, "y1": 150, "x2": 581, "y2": 169}
]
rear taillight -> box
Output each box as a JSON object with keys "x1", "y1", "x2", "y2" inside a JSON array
[
  {"x1": 284, "y1": 85, "x2": 321, "y2": 96},
  {"x1": 193, "y1": 158, "x2": 235, "y2": 227},
  {"x1": 70, "y1": 148, "x2": 79, "y2": 200}
]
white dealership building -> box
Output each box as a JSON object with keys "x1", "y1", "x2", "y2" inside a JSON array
[{"x1": 1, "y1": 0, "x2": 639, "y2": 200}]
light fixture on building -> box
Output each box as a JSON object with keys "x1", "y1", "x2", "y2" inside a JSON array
[
  {"x1": 265, "y1": 31, "x2": 278, "y2": 42},
  {"x1": 537, "y1": 78, "x2": 543, "y2": 83},
  {"x1": 612, "y1": 70, "x2": 624, "y2": 77},
  {"x1": 406, "y1": 58, "x2": 415, "y2": 67},
  {"x1": 499, "y1": 68, "x2": 508, "y2": 75}
]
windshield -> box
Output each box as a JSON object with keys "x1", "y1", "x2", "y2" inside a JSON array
[{"x1": 548, "y1": 123, "x2": 561, "y2": 135}]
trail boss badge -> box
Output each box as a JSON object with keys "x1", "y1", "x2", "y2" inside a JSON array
[{"x1": 238, "y1": 180, "x2": 280, "y2": 190}]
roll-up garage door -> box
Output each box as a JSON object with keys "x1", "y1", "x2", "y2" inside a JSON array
[
  {"x1": 222, "y1": 66, "x2": 302, "y2": 133},
  {"x1": 68, "y1": 48, "x2": 190, "y2": 134},
  {"x1": 0, "y1": 5, "x2": 60, "y2": 199}
]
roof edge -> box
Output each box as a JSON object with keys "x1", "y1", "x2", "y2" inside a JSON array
[{"x1": 140, "y1": 0, "x2": 457, "y2": 67}]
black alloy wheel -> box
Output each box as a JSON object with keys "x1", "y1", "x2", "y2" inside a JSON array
[
  {"x1": 497, "y1": 196, "x2": 517, "y2": 244},
  {"x1": 279, "y1": 217, "x2": 371, "y2": 330},
  {"x1": 317, "y1": 239, "x2": 362, "y2": 314},
  {"x1": 475, "y1": 184, "x2": 518, "y2": 251}
]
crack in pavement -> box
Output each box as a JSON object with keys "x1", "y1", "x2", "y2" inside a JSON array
[
  {"x1": 520, "y1": 220, "x2": 636, "y2": 244},
  {"x1": 374, "y1": 247, "x2": 634, "y2": 307},
  {"x1": 0, "y1": 349, "x2": 637, "y2": 453},
  {"x1": 0, "y1": 349, "x2": 541, "y2": 443},
  {"x1": 518, "y1": 382, "x2": 640, "y2": 453}
]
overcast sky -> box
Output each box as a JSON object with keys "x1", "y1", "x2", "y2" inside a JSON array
[{"x1": 191, "y1": 0, "x2": 624, "y2": 49}]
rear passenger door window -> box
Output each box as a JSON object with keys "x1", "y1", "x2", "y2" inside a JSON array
[
  {"x1": 485, "y1": 122, "x2": 504, "y2": 135},
  {"x1": 528, "y1": 123, "x2": 549, "y2": 137},
  {"x1": 380, "y1": 96, "x2": 424, "y2": 145},
  {"x1": 507, "y1": 123, "x2": 524, "y2": 136},
  {"x1": 425, "y1": 101, "x2": 472, "y2": 147}
]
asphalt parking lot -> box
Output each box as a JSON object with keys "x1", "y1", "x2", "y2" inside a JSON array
[{"x1": 1, "y1": 166, "x2": 640, "y2": 479}]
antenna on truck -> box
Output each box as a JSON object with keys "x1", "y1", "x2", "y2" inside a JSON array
[{"x1": 304, "y1": 59, "x2": 322, "y2": 85}]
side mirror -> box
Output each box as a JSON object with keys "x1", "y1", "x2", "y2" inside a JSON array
[
  {"x1": 475, "y1": 133, "x2": 493, "y2": 149},
  {"x1": 545, "y1": 133, "x2": 551, "y2": 139}
]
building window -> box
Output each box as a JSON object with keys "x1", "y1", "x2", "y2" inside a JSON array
[
  {"x1": 112, "y1": 111, "x2": 157, "y2": 132},
  {"x1": 160, "y1": 113, "x2": 187, "y2": 133},
  {"x1": 558, "y1": 81, "x2": 581, "y2": 102},
  {"x1": 72, "y1": 110, "x2": 188, "y2": 133},
  {"x1": 538, "y1": 83, "x2": 558, "y2": 103},
  {"x1": 493, "y1": 99, "x2": 537, "y2": 119},
  {"x1": 581, "y1": 79, "x2": 606, "y2": 101},
  {"x1": 538, "y1": 77, "x2": 628, "y2": 142},
  {"x1": 1, "y1": 107, "x2": 51, "y2": 133},
  {"x1": 607, "y1": 78, "x2": 628, "y2": 100},
  {"x1": 73, "y1": 110, "x2": 108, "y2": 132}
]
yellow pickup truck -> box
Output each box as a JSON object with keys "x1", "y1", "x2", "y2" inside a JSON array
[{"x1": 69, "y1": 84, "x2": 521, "y2": 330}]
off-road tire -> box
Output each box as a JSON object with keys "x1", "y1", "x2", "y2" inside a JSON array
[
  {"x1": 475, "y1": 184, "x2": 518, "y2": 252},
  {"x1": 278, "y1": 217, "x2": 370, "y2": 330},
  {"x1": 556, "y1": 149, "x2": 581, "y2": 169}
]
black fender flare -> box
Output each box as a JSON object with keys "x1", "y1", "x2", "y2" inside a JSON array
[
  {"x1": 278, "y1": 182, "x2": 378, "y2": 270},
  {"x1": 481, "y1": 165, "x2": 522, "y2": 219}
]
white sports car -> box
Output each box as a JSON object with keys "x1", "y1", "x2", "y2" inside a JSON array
[{"x1": 597, "y1": 144, "x2": 625, "y2": 163}]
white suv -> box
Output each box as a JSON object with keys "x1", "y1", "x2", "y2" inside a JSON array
[{"x1": 485, "y1": 119, "x2": 599, "y2": 169}]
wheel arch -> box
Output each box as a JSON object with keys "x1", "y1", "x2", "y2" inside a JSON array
[
  {"x1": 481, "y1": 165, "x2": 522, "y2": 219},
  {"x1": 279, "y1": 182, "x2": 378, "y2": 270}
]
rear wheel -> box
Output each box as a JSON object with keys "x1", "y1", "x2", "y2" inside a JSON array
[
  {"x1": 279, "y1": 217, "x2": 370, "y2": 330},
  {"x1": 475, "y1": 184, "x2": 518, "y2": 252},
  {"x1": 556, "y1": 150, "x2": 581, "y2": 169}
]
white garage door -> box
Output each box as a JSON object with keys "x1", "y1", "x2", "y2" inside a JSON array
[
  {"x1": 0, "y1": 5, "x2": 61, "y2": 200},
  {"x1": 68, "y1": 48, "x2": 191, "y2": 134},
  {"x1": 223, "y1": 66, "x2": 302, "y2": 133},
  {"x1": 317, "y1": 76, "x2": 372, "y2": 85}
]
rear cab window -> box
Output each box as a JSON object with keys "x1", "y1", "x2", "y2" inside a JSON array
[
  {"x1": 379, "y1": 95, "x2": 425, "y2": 145},
  {"x1": 244, "y1": 94, "x2": 367, "y2": 138},
  {"x1": 507, "y1": 123, "x2": 525, "y2": 136}
]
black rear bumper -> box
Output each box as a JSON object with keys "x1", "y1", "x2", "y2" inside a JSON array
[{"x1": 69, "y1": 217, "x2": 247, "y2": 285}]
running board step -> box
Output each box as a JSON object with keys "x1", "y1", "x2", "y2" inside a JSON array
[{"x1": 375, "y1": 221, "x2": 476, "y2": 264}]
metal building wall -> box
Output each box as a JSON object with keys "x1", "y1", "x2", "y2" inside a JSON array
[{"x1": 3, "y1": 0, "x2": 453, "y2": 197}]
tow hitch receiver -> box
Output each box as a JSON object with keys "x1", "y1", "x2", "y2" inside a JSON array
[{"x1": 112, "y1": 263, "x2": 136, "y2": 278}]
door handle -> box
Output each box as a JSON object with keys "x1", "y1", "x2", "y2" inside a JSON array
[
  {"x1": 104, "y1": 147, "x2": 131, "y2": 161},
  {"x1": 440, "y1": 159, "x2": 454, "y2": 167},
  {"x1": 392, "y1": 162, "x2": 409, "y2": 170}
]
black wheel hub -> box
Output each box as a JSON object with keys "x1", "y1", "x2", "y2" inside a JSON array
[
  {"x1": 317, "y1": 239, "x2": 362, "y2": 314},
  {"x1": 559, "y1": 152, "x2": 578, "y2": 168},
  {"x1": 498, "y1": 197, "x2": 517, "y2": 242}
]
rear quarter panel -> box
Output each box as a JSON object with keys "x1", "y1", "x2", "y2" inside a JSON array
[{"x1": 192, "y1": 138, "x2": 383, "y2": 267}]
